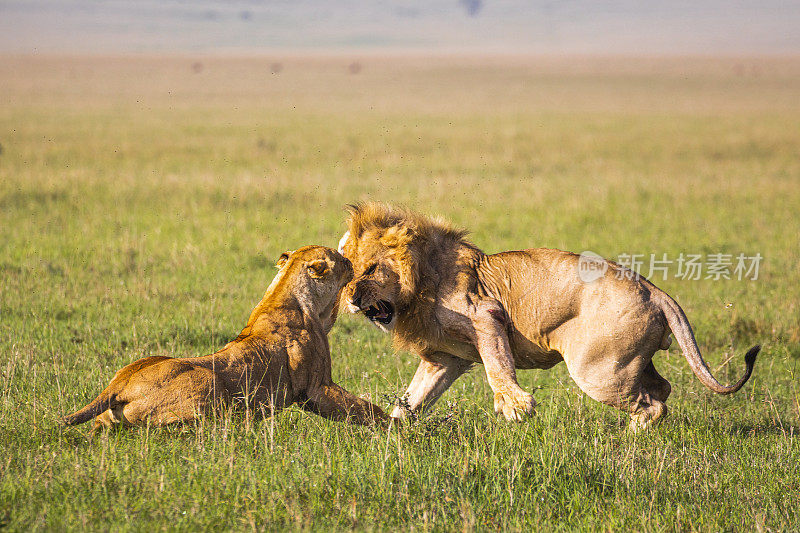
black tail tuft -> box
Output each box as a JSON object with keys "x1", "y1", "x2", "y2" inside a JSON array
[{"x1": 745, "y1": 345, "x2": 760, "y2": 368}]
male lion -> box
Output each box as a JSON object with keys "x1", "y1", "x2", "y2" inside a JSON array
[
  {"x1": 63, "y1": 246, "x2": 388, "y2": 431},
  {"x1": 337, "y1": 203, "x2": 759, "y2": 430}
]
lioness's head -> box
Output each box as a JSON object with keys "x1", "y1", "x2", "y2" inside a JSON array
[
  {"x1": 274, "y1": 246, "x2": 353, "y2": 328},
  {"x1": 338, "y1": 203, "x2": 468, "y2": 333}
]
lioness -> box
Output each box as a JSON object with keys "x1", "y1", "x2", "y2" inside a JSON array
[
  {"x1": 338, "y1": 203, "x2": 759, "y2": 430},
  {"x1": 63, "y1": 246, "x2": 388, "y2": 431}
]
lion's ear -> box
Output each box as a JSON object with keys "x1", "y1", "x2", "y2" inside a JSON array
[
  {"x1": 276, "y1": 251, "x2": 292, "y2": 269},
  {"x1": 306, "y1": 259, "x2": 330, "y2": 278},
  {"x1": 337, "y1": 230, "x2": 351, "y2": 254},
  {"x1": 380, "y1": 225, "x2": 415, "y2": 248}
]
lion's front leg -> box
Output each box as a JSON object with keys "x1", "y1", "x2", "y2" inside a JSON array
[
  {"x1": 391, "y1": 352, "x2": 473, "y2": 419},
  {"x1": 471, "y1": 300, "x2": 536, "y2": 422}
]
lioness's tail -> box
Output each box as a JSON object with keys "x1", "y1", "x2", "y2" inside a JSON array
[
  {"x1": 62, "y1": 388, "x2": 118, "y2": 426},
  {"x1": 62, "y1": 355, "x2": 172, "y2": 426},
  {"x1": 657, "y1": 293, "x2": 759, "y2": 394}
]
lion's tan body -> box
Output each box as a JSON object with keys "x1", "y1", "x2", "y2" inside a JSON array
[
  {"x1": 338, "y1": 203, "x2": 758, "y2": 430},
  {"x1": 63, "y1": 246, "x2": 388, "y2": 431}
]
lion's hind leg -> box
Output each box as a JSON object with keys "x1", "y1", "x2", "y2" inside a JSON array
[
  {"x1": 627, "y1": 391, "x2": 668, "y2": 432},
  {"x1": 575, "y1": 375, "x2": 668, "y2": 432},
  {"x1": 565, "y1": 347, "x2": 669, "y2": 431},
  {"x1": 641, "y1": 361, "x2": 671, "y2": 403},
  {"x1": 622, "y1": 361, "x2": 672, "y2": 431}
]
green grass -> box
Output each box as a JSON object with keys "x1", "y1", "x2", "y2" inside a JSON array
[{"x1": 1, "y1": 54, "x2": 799, "y2": 531}]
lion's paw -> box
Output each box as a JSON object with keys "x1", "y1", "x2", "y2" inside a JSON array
[{"x1": 494, "y1": 389, "x2": 536, "y2": 422}]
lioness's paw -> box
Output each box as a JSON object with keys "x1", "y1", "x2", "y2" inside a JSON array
[{"x1": 494, "y1": 390, "x2": 536, "y2": 422}]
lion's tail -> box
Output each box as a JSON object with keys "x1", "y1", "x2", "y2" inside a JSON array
[{"x1": 657, "y1": 292, "x2": 759, "y2": 394}]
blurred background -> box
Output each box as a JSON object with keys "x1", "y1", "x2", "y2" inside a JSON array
[{"x1": 1, "y1": 0, "x2": 799, "y2": 55}]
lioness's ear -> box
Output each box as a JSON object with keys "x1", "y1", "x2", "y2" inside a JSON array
[
  {"x1": 307, "y1": 259, "x2": 330, "y2": 278},
  {"x1": 276, "y1": 251, "x2": 292, "y2": 269}
]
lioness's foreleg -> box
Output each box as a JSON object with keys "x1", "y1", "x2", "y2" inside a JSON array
[
  {"x1": 391, "y1": 352, "x2": 473, "y2": 419},
  {"x1": 305, "y1": 383, "x2": 389, "y2": 427}
]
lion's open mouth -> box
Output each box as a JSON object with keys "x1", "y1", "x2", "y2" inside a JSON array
[{"x1": 363, "y1": 300, "x2": 394, "y2": 324}]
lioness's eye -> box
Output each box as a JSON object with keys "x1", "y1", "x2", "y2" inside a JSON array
[{"x1": 364, "y1": 264, "x2": 377, "y2": 276}]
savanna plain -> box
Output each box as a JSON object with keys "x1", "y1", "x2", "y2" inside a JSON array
[{"x1": 1, "y1": 54, "x2": 799, "y2": 531}]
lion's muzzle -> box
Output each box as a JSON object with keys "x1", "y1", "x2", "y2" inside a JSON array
[{"x1": 347, "y1": 282, "x2": 396, "y2": 328}]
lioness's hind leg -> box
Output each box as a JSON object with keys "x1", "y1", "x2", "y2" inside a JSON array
[
  {"x1": 119, "y1": 365, "x2": 226, "y2": 427},
  {"x1": 121, "y1": 397, "x2": 205, "y2": 426},
  {"x1": 91, "y1": 409, "x2": 118, "y2": 432}
]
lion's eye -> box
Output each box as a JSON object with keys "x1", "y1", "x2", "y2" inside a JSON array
[{"x1": 363, "y1": 264, "x2": 377, "y2": 276}]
